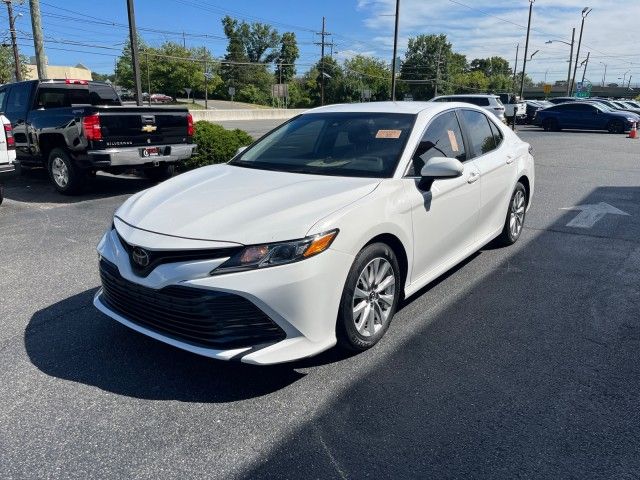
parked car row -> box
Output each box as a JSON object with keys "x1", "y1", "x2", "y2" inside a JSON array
[
  {"x1": 0, "y1": 79, "x2": 195, "y2": 194},
  {"x1": 533, "y1": 97, "x2": 640, "y2": 133}
]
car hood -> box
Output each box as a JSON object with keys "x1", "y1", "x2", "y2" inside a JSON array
[{"x1": 115, "y1": 164, "x2": 381, "y2": 245}]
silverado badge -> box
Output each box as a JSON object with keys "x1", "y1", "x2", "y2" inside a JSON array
[{"x1": 141, "y1": 125, "x2": 157, "y2": 133}]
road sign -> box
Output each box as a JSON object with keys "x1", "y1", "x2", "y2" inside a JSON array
[
  {"x1": 543, "y1": 84, "x2": 552, "y2": 95},
  {"x1": 561, "y1": 202, "x2": 630, "y2": 228},
  {"x1": 362, "y1": 88, "x2": 372, "y2": 100},
  {"x1": 271, "y1": 84, "x2": 288, "y2": 99},
  {"x1": 228, "y1": 86, "x2": 235, "y2": 96}
]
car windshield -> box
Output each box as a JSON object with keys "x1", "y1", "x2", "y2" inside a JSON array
[
  {"x1": 231, "y1": 112, "x2": 415, "y2": 178},
  {"x1": 589, "y1": 102, "x2": 612, "y2": 112}
]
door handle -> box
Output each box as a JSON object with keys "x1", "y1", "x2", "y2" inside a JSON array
[
  {"x1": 467, "y1": 172, "x2": 480, "y2": 184},
  {"x1": 506, "y1": 155, "x2": 515, "y2": 164}
]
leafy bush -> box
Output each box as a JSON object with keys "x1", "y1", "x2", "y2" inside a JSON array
[{"x1": 184, "y1": 121, "x2": 253, "y2": 170}]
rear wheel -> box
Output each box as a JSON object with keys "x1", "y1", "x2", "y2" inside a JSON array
[
  {"x1": 144, "y1": 164, "x2": 175, "y2": 182},
  {"x1": 607, "y1": 120, "x2": 624, "y2": 134},
  {"x1": 0, "y1": 183, "x2": 4, "y2": 205},
  {"x1": 47, "y1": 148, "x2": 85, "y2": 194},
  {"x1": 337, "y1": 243, "x2": 401, "y2": 351},
  {"x1": 495, "y1": 182, "x2": 527, "y2": 246},
  {"x1": 542, "y1": 118, "x2": 559, "y2": 132}
]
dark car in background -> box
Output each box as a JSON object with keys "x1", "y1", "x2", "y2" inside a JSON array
[
  {"x1": 523, "y1": 100, "x2": 552, "y2": 124},
  {"x1": 548, "y1": 97, "x2": 582, "y2": 105},
  {"x1": 590, "y1": 98, "x2": 640, "y2": 116},
  {"x1": 533, "y1": 101, "x2": 636, "y2": 133}
]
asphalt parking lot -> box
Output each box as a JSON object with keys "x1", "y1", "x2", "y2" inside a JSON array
[{"x1": 1, "y1": 125, "x2": 639, "y2": 479}]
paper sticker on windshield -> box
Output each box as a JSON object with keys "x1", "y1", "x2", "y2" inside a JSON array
[
  {"x1": 376, "y1": 129, "x2": 402, "y2": 139},
  {"x1": 447, "y1": 130, "x2": 460, "y2": 152}
]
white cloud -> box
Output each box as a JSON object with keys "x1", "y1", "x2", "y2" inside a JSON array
[{"x1": 347, "y1": 0, "x2": 640, "y2": 84}]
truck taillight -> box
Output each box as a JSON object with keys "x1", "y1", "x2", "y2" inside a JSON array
[
  {"x1": 82, "y1": 114, "x2": 102, "y2": 141},
  {"x1": 187, "y1": 112, "x2": 194, "y2": 136},
  {"x1": 3, "y1": 122, "x2": 15, "y2": 150},
  {"x1": 65, "y1": 79, "x2": 88, "y2": 85}
]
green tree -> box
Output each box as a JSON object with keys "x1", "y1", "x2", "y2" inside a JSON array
[
  {"x1": 343, "y1": 55, "x2": 391, "y2": 101},
  {"x1": 0, "y1": 46, "x2": 28, "y2": 83},
  {"x1": 453, "y1": 70, "x2": 490, "y2": 93},
  {"x1": 470, "y1": 56, "x2": 512, "y2": 77},
  {"x1": 273, "y1": 32, "x2": 299, "y2": 83},
  {"x1": 400, "y1": 34, "x2": 455, "y2": 99}
]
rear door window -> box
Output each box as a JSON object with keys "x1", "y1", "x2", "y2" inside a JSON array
[
  {"x1": 459, "y1": 109, "x2": 497, "y2": 157},
  {"x1": 407, "y1": 110, "x2": 466, "y2": 176},
  {"x1": 5, "y1": 82, "x2": 33, "y2": 119}
]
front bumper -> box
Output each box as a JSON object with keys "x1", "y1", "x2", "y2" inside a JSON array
[
  {"x1": 95, "y1": 228, "x2": 354, "y2": 365},
  {"x1": 86, "y1": 144, "x2": 196, "y2": 168}
]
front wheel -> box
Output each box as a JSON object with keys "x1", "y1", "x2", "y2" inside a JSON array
[
  {"x1": 495, "y1": 182, "x2": 527, "y2": 246},
  {"x1": 607, "y1": 120, "x2": 624, "y2": 134},
  {"x1": 337, "y1": 243, "x2": 401, "y2": 352}
]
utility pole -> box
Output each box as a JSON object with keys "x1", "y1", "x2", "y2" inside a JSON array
[
  {"x1": 570, "y1": 7, "x2": 592, "y2": 96},
  {"x1": 145, "y1": 51, "x2": 151, "y2": 105},
  {"x1": 519, "y1": 0, "x2": 534, "y2": 99},
  {"x1": 126, "y1": 0, "x2": 143, "y2": 106},
  {"x1": 566, "y1": 28, "x2": 575, "y2": 95},
  {"x1": 512, "y1": 43, "x2": 519, "y2": 92},
  {"x1": 203, "y1": 58, "x2": 208, "y2": 110},
  {"x1": 29, "y1": 0, "x2": 47, "y2": 79},
  {"x1": 182, "y1": 31, "x2": 186, "y2": 49},
  {"x1": 314, "y1": 17, "x2": 333, "y2": 106},
  {"x1": 580, "y1": 51, "x2": 590, "y2": 84},
  {"x1": 4, "y1": 1, "x2": 21, "y2": 81},
  {"x1": 434, "y1": 44, "x2": 442, "y2": 97},
  {"x1": 390, "y1": 0, "x2": 400, "y2": 101},
  {"x1": 628, "y1": 75, "x2": 633, "y2": 89}
]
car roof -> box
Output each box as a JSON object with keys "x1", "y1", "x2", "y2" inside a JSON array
[
  {"x1": 304, "y1": 101, "x2": 484, "y2": 115},
  {"x1": 433, "y1": 94, "x2": 499, "y2": 98}
]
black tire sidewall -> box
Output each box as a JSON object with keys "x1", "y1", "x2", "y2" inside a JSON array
[
  {"x1": 144, "y1": 164, "x2": 175, "y2": 182},
  {"x1": 337, "y1": 242, "x2": 401, "y2": 351}
]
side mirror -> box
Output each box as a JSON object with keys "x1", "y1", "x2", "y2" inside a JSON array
[
  {"x1": 420, "y1": 156, "x2": 464, "y2": 179},
  {"x1": 236, "y1": 146, "x2": 248, "y2": 156}
]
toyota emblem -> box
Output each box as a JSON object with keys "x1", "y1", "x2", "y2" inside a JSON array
[{"x1": 131, "y1": 247, "x2": 150, "y2": 268}]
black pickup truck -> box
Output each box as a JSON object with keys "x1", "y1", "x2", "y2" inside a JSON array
[{"x1": 0, "y1": 79, "x2": 196, "y2": 194}]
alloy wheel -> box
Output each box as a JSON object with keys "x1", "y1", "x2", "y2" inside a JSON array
[
  {"x1": 352, "y1": 257, "x2": 396, "y2": 337},
  {"x1": 51, "y1": 157, "x2": 69, "y2": 188},
  {"x1": 509, "y1": 189, "x2": 526, "y2": 238}
]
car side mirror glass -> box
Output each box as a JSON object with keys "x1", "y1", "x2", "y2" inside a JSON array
[{"x1": 420, "y1": 156, "x2": 464, "y2": 179}]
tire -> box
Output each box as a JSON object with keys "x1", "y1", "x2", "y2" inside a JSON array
[
  {"x1": 607, "y1": 120, "x2": 624, "y2": 134},
  {"x1": 47, "y1": 148, "x2": 85, "y2": 195},
  {"x1": 542, "y1": 118, "x2": 559, "y2": 132},
  {"x1": 336, "y1": 242, "x2": 401, "y2": 352},
  {"x1": 495, "y1": 182, "x2": 527, "y2": 246},
  {"x1": 144, "y1": 164, "x2": 175, "y2": 182},
  {"x1": 0, "y1": 183, "x2": 4, "y2": 205}
]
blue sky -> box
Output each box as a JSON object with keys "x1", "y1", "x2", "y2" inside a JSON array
[{"x1": 3, "y1": 0, "x2": 639, "y2": 85}]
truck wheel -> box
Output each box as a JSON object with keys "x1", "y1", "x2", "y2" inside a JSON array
[
  {"x1": 144, "y1": 164, "x2": 175, "y2": 182},
  {"x1": 47, "y1": 148, "x2": 84, "y2": 195}
]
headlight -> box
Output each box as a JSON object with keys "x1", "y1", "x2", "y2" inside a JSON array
[{"x1": 212, "y1": 229, "x2": 339, "y2": 275}]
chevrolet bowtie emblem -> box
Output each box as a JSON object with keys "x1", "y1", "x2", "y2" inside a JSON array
[{"x1": 141, "y1": 125, "x2": 157, "y2": 133}]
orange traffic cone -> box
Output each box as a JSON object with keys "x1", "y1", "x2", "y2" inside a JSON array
[{"x1": 629, "y1": 122, "x2": 638, "y2": 139}]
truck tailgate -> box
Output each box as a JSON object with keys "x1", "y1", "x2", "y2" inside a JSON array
[{"x1": 98, "y1": 108, "x2": 190, "y2": 148}]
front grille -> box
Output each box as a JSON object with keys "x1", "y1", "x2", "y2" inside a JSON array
[
  {"x1": 115, "y1": 229, "x2": 242, "y2": 277},
  {"x1": 99, "y1": 259, "x2": 286, "y2": 349}
]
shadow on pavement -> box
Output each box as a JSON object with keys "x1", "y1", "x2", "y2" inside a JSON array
[
  {"x1": 238, "y1": 186, "x2": 640, "y2": 478},
  {"x1": 24, "y1": 289, "x2": 305, "y2": 402},
  {"x1": 4, "y1": 168, "x2": 155, "y2": 205}
]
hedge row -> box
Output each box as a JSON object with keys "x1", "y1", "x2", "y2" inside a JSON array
[{"x1": 184, "y1": 121, "x2": 253, "y2": 170}]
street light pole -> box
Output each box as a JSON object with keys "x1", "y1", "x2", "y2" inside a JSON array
[
  {"x1": 519, "y1": 0, "x2": 534, "y2": 99},
  {"x1": 546, "y1": 29, "x2": 575, "y2": 96},
  {"x1": 599, "y1": 62, "x2": 607, "y2": 86},
  {"x1": 390, "y1": 0, "x2": 400, "y2": 101},
  {"x1": 570, "y1": 7, "x2": 592, "y2": 96},
  {"x1": 580, "y1": 51, "x2": 590, "y2": 84},
  {"x1": 126, "y1": 0, "x2": 143, "y2": 106}
]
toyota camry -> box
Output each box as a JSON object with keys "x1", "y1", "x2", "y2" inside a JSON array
[{"x1": 94, "y1": 102, "x2": 534, "y2": 365}]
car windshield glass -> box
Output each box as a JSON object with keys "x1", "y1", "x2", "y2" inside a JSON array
[
  {"x1": 231, "y1": 112, "x2": 415, "y2": 178},
  {"x1": 590, "y1": 102, "x2": 612, "y2": 112}
]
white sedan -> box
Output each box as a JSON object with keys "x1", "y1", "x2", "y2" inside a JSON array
[{"x1": 95, "y1": 102, "x2": 534, "y2": 365}]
